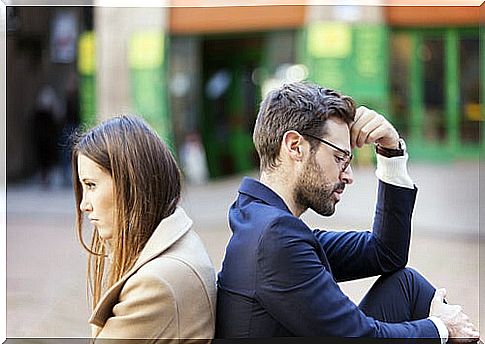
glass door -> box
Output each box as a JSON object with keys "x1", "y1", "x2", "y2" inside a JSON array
[
  {"x1": 201, "y1": 35, "x2": 263, "y2": 177},
  {"x1": 421, "y1": 36, "x2": 446, "y2": 145},
  {"x1": 459, "y1": 36, "x2": 480, "y2": 146},
  {"x1": 390, "y1": 28, "x2": 481, "y2": 161}
]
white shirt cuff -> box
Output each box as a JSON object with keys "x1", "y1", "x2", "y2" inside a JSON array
[
  {"x1": 428, "y1": 316, "x2": 449, "y2": 343},
  {"x1": 375, "y1": 153, "x2": 414, "y2": 189}
]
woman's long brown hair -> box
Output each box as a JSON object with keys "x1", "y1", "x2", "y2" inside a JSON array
[{"x1": 72, "y1": 115, "x2": 181, "y2": 309}]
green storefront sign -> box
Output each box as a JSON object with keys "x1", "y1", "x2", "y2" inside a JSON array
[
  {"x1": 78, "y1": 31, "x2": 97, "y2": 127},
  {"x1": 304, "y1": 22, "x2": 390, "y2": 113},
  {"x1": 303, "y1": 22, "x2": 389, "y2": 163}
]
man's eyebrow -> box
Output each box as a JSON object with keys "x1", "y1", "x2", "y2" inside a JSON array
[{"x1": 332, "y1": 144, "x2": 351, "y2": 156}]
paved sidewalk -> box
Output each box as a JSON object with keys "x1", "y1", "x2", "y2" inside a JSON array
[{"x1": 6, "y1": 161, "x2": 483, "y2": 338}]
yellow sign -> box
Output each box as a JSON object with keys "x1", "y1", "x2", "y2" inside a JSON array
[
  {"x1": 307, "y1": 22, "x2": 352, "y2": 58},
  {"x1": 129, "y1": 31, "x2": 164, "y2": 69},
  {"x1": 466, "y1": 103, "x2": 483, "y2": 121},
  {"x1": 78, "y1": 32, "x2": 95, "y2": 75}
]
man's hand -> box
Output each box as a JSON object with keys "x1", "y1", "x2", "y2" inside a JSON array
[
  {"x1": 350, "y1": 106, "x2": 400, "y2": 149},
  {"x1": 430, "y1": 288, "x2": 480, "y2": 343}
]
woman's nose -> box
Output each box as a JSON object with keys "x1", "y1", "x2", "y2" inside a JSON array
[{"x1": 80, "y1": 196, "x2": 92, "y2": 212}]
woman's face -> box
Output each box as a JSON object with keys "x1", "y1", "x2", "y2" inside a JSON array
[{"x1": 77, "y1": 154, "x2": 115, "y2": 241}]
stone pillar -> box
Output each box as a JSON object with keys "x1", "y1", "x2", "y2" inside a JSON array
[{"x1": 94, "y1": 7, "x2": 167, "y2": 121}]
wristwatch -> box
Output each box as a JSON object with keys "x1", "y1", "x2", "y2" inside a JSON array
[{"x1": 375, "y1": 138, "x2": 406, "y2": 158}]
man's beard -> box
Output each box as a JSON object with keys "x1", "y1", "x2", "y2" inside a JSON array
[{"x1": 293, "y1": 154, "x2": 345, "y2": 216}]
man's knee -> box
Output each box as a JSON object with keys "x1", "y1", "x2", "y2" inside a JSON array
[
  {"x1": 399, "y1": 267, "x2": 421, "y2": 279},
  {"x1": 387, "y1": 267, "x2": 424, "y2": 281},
  {"x1": 380, "y1": 267, "x2": 434, "y2": 296},
  {"x1": 387, "y1": 267, "x2": 435, "y2": 303},
  {"x1": 402, "y1": 267, "x2": 432, "y2": 286}
]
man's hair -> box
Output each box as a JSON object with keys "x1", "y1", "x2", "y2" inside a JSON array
[{"x1": 253, "y1": 82, "x2": 356, "y2": 171}]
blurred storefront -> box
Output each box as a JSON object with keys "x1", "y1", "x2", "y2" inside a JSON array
[
  {"x1": 386, "y1": 6, "x2": 482, "y2": 161},
  {"x1": 6, "y1": 4, "x2": 483, "y2": 181},
  {"x1": 7, "y1": 7, "x2": 92, "y2": 182},
  {"x1": 168, "y1": 5, "x2": 305, "y2": 177},
  {"x1": 166, "y1": 4, "x2": 482, "y2": 177}
]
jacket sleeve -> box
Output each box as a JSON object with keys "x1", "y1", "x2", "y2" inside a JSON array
[
  {"x1": 94, "y1": 271, "x2": 177, "y2": 342},
  {"x1": 313, "y1": 181, "x2": 418, "y2": 282},
  {"x1": 255, "y1": 214, "x2": 438, "y2": 339}
]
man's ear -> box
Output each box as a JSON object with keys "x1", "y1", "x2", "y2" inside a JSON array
[{"x1": 282, "y1": 130, "x2": 304, "y2": 162}]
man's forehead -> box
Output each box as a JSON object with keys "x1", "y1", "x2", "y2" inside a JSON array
[{"x1": 322, "y1": 118, "x2": 351, "y2": 146}]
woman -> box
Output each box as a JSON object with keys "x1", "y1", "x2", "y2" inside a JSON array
[{"x1": 72, "y1": 115, "x2": 216, "y2": 342}]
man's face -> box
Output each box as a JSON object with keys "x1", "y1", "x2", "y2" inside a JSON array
[{"x1": 293, "y1": 118, "x2": 353, "y2": 216}]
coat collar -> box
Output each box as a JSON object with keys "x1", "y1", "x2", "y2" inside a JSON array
[
  {"x1": 89, "y1": 206, "x2": 193, "y2": 327},
  {"x1": 238, "y1": 177, "x2": 292, "y2": 214}
]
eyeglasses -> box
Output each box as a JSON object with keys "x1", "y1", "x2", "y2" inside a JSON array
[{"x1": 301, "y1": 133, "x2": 353, "y2": 172}]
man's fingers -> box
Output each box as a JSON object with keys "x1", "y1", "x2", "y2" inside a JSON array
[
  {"x1": 353, "y1": 106, "x2": 368, "y2": 123},
  {"x1": 467, "y1": 329, "x2": 480, "y2": 339},
  {"x1": 350, "y1": 108, "x2": 375, "y2": 148},
  {"x1": 450, "y1": 311, "x2": 479, "y2": 342},
  {"x1": 455, "y1": 305, "x2": 463, "y2": 314},
  {"x1": 430, "y1": 288, "x2": 480, "y2": 343},
  {"x1": 355, "y1": 120, "x2": 374, "y2": 148},
  {"x1": 351, "y1": 106, "x2": 399, "y2": 149},
  {"x1": 455, "y1": 328, "x2": 480, "y2": 342},
  {"x1": 464, "y1": 326, "x2": 479, "y2": 337},
  {"x1": 364, "y1": 126, "x2": 391, "y2": 146},
  {"x1": 450, "y1": 323, "x2": 480, "y2": 343},
  {"x1": 355, "y1": 116, "x2": 383, "y2": 148},
  {"x1": 462, "y1": 316, "x2": 478, "y2": 332}
]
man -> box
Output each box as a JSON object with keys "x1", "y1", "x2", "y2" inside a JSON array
[{"x1": 216, "y1": 82, "x2": 479, "y2": 342}]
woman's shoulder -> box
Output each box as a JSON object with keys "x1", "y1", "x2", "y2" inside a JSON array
[
  {"x1": 169, "y1": 228, "x2": 212, "y2": 259},
  {"x1": 137, "y1": 208, "x2": 215, "y2": 279},
  {"x1": 93, "y1": 232, "x2": 216, "y2": 340},
  {"x1": 127, "y1": 232, "x2": 217, "y2": 317},
  {"x1": 134, "y1": 228, "x2": 215, "y2": 286}
]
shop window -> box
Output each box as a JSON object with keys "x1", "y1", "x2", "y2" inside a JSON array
[
  {"x1": 422, "y1": 37, "x2": 446, "y2": 143},
  {"x1": 390, "y1": 33, "x2": 411, "y2": 138},
  {"x1": 459, "y1": 37, "x2": 480, "y2": 144}
]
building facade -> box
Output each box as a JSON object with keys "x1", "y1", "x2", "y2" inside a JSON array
[{"x1": 6, "y1": 4, "x2": 483, "y2": 181}]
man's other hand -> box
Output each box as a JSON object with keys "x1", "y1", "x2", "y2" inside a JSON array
[
  {"x1": 430, "y1": 288, "x2": 480, "y2": 343},
  {"x1": 350, "y1": 106, "x2": 400, "y2": 149}
]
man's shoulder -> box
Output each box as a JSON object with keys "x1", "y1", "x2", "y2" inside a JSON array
[
  {"x1": 232, "y1": 197, "x2": 308, "y2": 232},
  {"x1": 231, "y1": 202, "x2": 317, "y2": 254}
]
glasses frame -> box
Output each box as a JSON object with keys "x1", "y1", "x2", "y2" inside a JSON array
[{"x1": 301, "y1": 132, "x2": 353, "y2": 172}]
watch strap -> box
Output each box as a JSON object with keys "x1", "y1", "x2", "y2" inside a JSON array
[{"x1": 375, "y1": 139, "x2": 406, "y2": 158}]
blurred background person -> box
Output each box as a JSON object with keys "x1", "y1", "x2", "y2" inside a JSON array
[
  {"x1": 32, "y1": 84, "x2": 61, "y2": 188},
  {"x1": 59, "y1": 72, "x2": 80, "y2": 186},
  {"x1": 180, "y1": 131, "x2": 209, "y2": 185}
]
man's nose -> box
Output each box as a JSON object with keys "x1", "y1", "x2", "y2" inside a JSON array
[{"x1": 340, "y1": 165, "x2": 354, "y2": 185}]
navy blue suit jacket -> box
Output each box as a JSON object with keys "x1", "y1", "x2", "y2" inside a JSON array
[{"x1": 216, "y1": 177, "x2": 439, "y2": 338}]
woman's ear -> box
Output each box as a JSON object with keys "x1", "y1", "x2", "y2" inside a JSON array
[{"x1": 282, "y1": 131, "x2": 304, "y2": 162}]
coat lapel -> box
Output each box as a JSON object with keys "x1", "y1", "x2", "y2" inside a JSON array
[{"x1": 89, "y1": 207, "x2": 193, "y2": 327}]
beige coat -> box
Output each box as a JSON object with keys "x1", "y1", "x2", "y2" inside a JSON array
[{"x1": 89, "y1": 207, "x2": 217, "y2": 343}]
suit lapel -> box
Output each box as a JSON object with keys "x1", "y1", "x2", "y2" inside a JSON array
[{"x1": 89, "y1": 207, "x2": 193, "y2": 327}]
